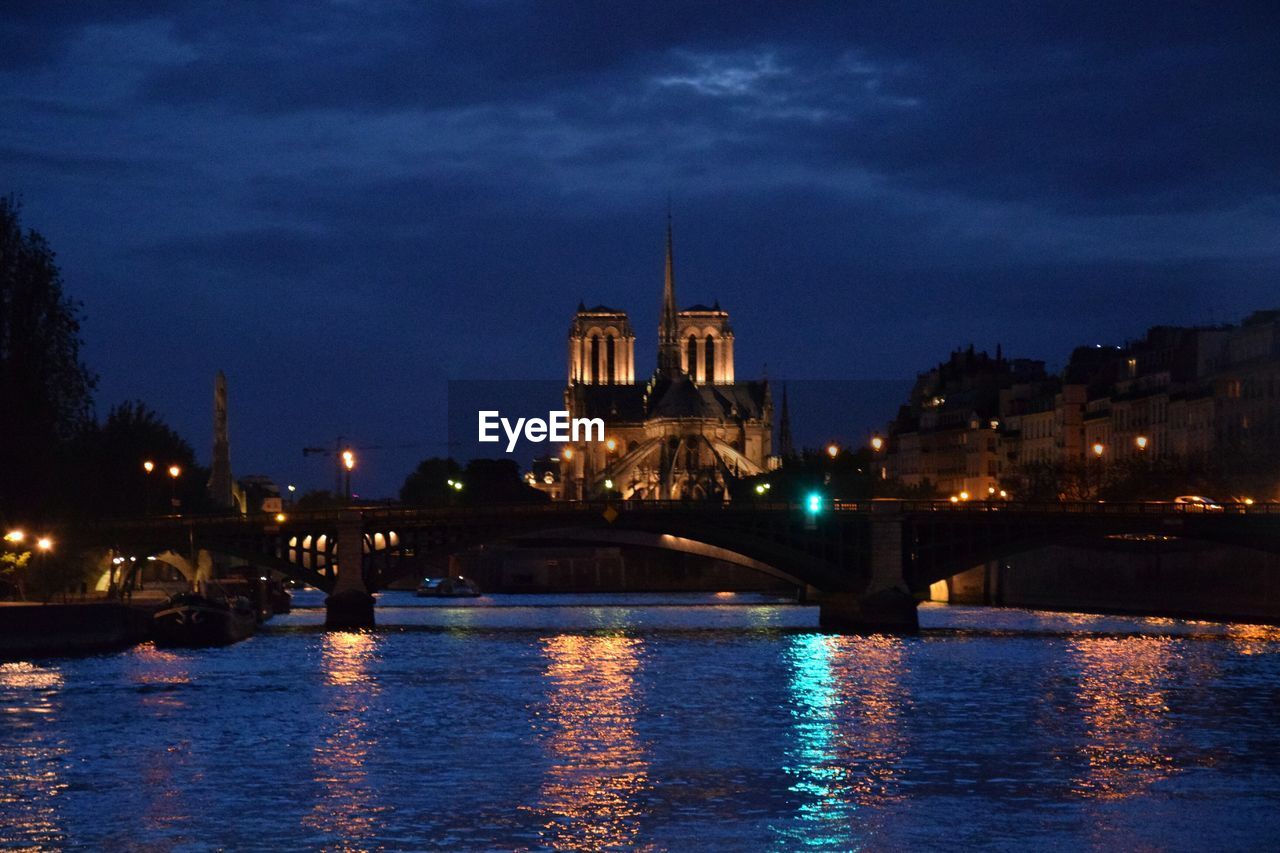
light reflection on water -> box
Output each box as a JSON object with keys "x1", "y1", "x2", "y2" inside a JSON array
[
  {"x1": 0, "y1": 598, "x2": 1279, "y2": 850},
  {"x1": 304, "y1": 631, "x2": 388, "y2": 849},
  {"x1": 1069, "y1": 636, "x2": 1176, "y2": 801},
  {"x1": 774, "y1": 635, "x2": 907, "y2": 849},
  {"x1": 0, "y1": 662, "x2": 67, "y2": 849},
  {"x1": 528, "y1": 635, "x2": 650, "y2": 851}
]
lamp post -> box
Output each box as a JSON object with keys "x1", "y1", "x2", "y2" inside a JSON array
[
  {"x1": 1091, "y1": 442, "x2": 1105, "y2": 499},
  {"x1": 342, "y1": 449, "x2": 355, "y2": 501},
  {"x1": 142, "y1": 460, "x2": 156, "y2": 515},
  {"x1": 167, "y1": 464, "x2": 182, "y2": 512}
]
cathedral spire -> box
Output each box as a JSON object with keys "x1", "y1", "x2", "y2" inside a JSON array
[{"x1": 657, "y1": 209, "x2": 683, "y2": 376}]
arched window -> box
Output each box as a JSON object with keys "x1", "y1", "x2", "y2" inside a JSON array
[
  {"x1": 687, "y1": 334, "x2": 698, "y2": 377},
  {"x1": 606, "y1": 335, "x2": 616, "y2": 383},
  {"x1": 589, "y1": 334, "x2": 600, "y2": 384},
  {"x1": 705, "y1": 334, "x2": 716, "y2": 384}
]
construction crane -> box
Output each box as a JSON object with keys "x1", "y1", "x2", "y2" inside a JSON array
[{"x1": 302, "y1": 436, "x2": 450, "y2": 499}]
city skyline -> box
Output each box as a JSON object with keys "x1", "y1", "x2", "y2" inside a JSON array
[{"x1": 2, "y1": 2, "x2": 1278, "y2": 497}]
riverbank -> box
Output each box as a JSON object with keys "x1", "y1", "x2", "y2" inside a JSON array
[{"x1": 0, "y1": 601, "x2": 157, "y2": 660}]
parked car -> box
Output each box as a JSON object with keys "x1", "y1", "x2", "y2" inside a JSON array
[{"x1": 1173, "y1": 495, "x2": 1223, "y2": 512}]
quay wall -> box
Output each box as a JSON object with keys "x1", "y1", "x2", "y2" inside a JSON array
[
  {"x1": 0, "y1": 602, "x2": 154, "y2": 660},
  {"x1": 940, "y1": 540, "x2": 1280, "y2": 624}
]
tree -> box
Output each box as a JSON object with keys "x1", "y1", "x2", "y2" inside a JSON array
[
  {"x1": 67, "y1": 401, "x2": 210, "y2": 518},
  {"x1": 400, "y1": 457, "x2": 462, "y2": 506},
  {"x1": 0, "y1": 197, "x2": 97, "y2": 518},
  {"x1": 399, "y1": 457, "x2": 546, "y2": 506}
]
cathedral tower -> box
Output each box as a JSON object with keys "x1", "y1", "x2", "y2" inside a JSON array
[{"x1": 568, "y1": 305, "x2": 635, "y2": 384}]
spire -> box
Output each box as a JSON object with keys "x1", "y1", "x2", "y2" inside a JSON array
[
  {"x1": 657, "y1": 208, "x2": 683, "y2": 375},
  {"x1": 208, "y1": 371, "x2": 235, "y2": 509},
  {"x1": 778, "y1": 381, "x2": 794, "y2": 460}
]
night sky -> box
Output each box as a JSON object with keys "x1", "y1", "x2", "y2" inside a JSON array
[{"x1": 3, "y1": 2, "x2": 1278, "y2": 497}]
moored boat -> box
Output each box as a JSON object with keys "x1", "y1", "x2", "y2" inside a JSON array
[
  {"x1": 152, "y1": 590, "x2": 259, "y2": 647},
  {"x1": 416, "y1": 575, "x2": 482, "y2": 598}
]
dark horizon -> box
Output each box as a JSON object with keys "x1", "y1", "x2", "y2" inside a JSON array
[{"x1": 3, "y1": 2, "x2": 1277, "y2": 496}]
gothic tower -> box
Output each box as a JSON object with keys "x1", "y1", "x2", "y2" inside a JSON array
[{"x1": 568, "y1": 304, "x2": 635, "y2": 384}]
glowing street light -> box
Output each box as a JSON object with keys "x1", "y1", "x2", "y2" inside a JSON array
[
  {"x1": 949, "y1": 495, "x2": 960, "y2": 503},
  {"x1": 1135, "y1": 435, "x2": 1148, "y2": 451},
  {"x1": 605, "y1": 438, "x2": 618, "y2": 453},
  {"x1": 342, "y1": 450, "x2": 355, "y2": 470},
  {"x1": 563, "y1": 447, "x2": 574, "y2": 460},
  {"x1": 35, "y1": 536, "x2": 53, "y2": 552},
  {"x1": 826, "y1": 443, "x2": 839, "y2": 458},
  {"x1": 1092, "y1": 442, "x2": 1105, "y2": 458},
  {"x1": 274, "y1": 513, "x2": 287, "y2": 523},
  {"x1": 3, "y1": 529, "x2": 23, "y2": 544},
  {"x1": 870, "y1": 435, "x2": 884, "y2": 452},
  {"x1": 167, "y1": 464, "x2": 181, "y2": 479},
  {"x1": 603, "y1": 478, "x2": 614, "y2": 490},
  {"x1": 143, "y1": 460, "x2": 155, "y2": 474}
]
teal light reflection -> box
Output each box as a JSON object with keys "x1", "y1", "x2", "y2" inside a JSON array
[{"x1": 772, "y1": 634, "x2": 907, "y2": 849}]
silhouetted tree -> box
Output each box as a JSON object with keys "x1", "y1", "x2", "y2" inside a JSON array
[
  {"x1": 295, "y1": 489, "x2": 345, "y2": 510},
  {"x1": 399, "y1": 457, "x2": 546, "y2": 506},
  {"x1": 461, "y1": 458, "x2": 547, "y2": 504},
  {"x1": 68, "y1": 401, "x2": 210, "y2": 518},
  {"x1": 399, "y1": 457, "x2": 462, "y2": 506},
  {"x1": 0, "y1": 197, "x2": 97, "y2": 518}
]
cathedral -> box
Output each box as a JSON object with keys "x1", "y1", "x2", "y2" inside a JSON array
[{"x1": 549, "y1": 221, "x2": 774, "y2": 501}]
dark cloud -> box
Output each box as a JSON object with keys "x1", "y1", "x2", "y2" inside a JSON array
[{"x1": 0, "y1": 1, "x2": 1277, "y2": 495}]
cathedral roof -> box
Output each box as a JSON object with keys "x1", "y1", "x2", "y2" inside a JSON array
[
  {"x1": 680, "y1": 303, "x2": 724, "y2": 313},
  {"x1": 580, "y1": 304, "x2": 626, "y2": 314},
  {"x1": 647, "y1": 377, "x2": 768, "y2": 420},
  {"x1": 568, "y1": 377, "x2": 769, "y2": 422}
]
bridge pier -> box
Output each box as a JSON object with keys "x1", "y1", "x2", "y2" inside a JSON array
[
  {"x1": 325, "y1": 511, "x2": 374, "y2": 630},
  {"x1": 816, "y1": 504, "x2": 919, "y2": 633},
  {"x1": 817, "y1": 589, "x2": 919, "y2": 633}
]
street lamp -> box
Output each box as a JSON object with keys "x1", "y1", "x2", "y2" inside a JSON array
[
  {"x1": 341, "y1": 449, "x2": 355, "y2": 500},
  {"x1": 1092, "y1": 442, "x2": 1105, "y2": 457},
  {"x1": 1135, "y1": 435, "x2": 1148, "y2": 451},
  {"x1": 870, "y1": 435, "x2": 884, "y2": 452},
  {"x1": 3, "y1": 529, "x2": 23, "y2": 544},
  {"x1": 166, "y1": 464, "x2": 182, "y2": 511},
  {"x1": 35, "y1": 536, "x2": 52, "y2": 552},
  {"x1": 143, "y1": 460, "x2": 155, "y2": 474},
  {"x1": 826, "y1": 443, "x2": 839, "y2": 459}
]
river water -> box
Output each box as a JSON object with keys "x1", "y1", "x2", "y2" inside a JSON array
[{"x1": 3, "y1": 593, "x2": 1280, "y2": 851}]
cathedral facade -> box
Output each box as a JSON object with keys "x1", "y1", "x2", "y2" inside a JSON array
[{"x1": 553, "y1": 223, "x2": 774, "y2": 501}]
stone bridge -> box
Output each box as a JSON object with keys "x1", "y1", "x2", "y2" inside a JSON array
[{"x1": 77, "y1": 500, "x2": 1280, "y2": 631}]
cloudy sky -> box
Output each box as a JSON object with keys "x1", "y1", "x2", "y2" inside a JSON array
[{"x1": 3, "y1": 2, "x2": 1278, "y2": 495}]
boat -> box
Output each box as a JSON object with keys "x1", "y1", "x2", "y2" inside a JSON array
[
  {"x1": 416, "y1": 575, "x2": 482, "y2": 598},
  {"x1": 152, "y1": 589, "x2": 259, "y2": 647}
]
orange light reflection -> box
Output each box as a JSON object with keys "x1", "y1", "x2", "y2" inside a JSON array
[
  {"x1": 1069, "y1": 636, "x2": 1176, "y2": 800},
  {"x1": 528, "y1": 634, "x2": 649, "y2": 851},
  {"x1": 0, "y1": 662, "x2": 68, "y2": 848},
  {"x1": 304, "y1": 631, "x2": 387, "y2": 846}
]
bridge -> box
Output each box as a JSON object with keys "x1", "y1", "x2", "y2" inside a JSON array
[{"x1": 75, "y1": 500, "x2": 1280, "y2": 631}]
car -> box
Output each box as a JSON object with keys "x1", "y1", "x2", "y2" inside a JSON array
[{"x1": 1173, "y1": 495, "x2": 1223, "y2": 512}]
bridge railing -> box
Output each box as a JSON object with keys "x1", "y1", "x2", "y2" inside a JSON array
[{"x1": 67, "y1": 497, "x2": 1280, "y2": 534}]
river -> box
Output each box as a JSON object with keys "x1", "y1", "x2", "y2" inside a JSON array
[{"x1": 3, "y1": 593, "x2": 1279, "y2": 850}]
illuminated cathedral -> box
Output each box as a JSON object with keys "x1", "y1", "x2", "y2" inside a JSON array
[{"x1": 548, "y1": 221, "x2": 774, "y2": 501}]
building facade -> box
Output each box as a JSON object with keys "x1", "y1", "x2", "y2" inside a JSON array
[
  {"x1": 883, "y1": 310, "x2": 1280, "y2": 500},
  {"x1": 532, "y1": 222, "x2": 773, "y2": 501}
]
